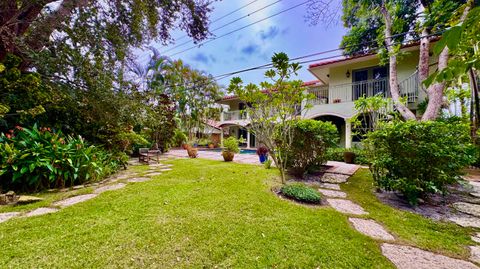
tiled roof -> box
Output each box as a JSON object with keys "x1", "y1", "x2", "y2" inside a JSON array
[{"x1": 308, "y1": 39, "x2": 437, "y2": 69}]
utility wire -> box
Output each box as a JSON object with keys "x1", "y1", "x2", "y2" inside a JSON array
[
  {"x1": 153, "y1": 29, "x2": 444, "y2": 90},
  {"x1": 167, "y1": 0, "x2": 310, "y2": 57},
  {"x1": 163, "y1": 0, "x2": 275, "y2": 54}
]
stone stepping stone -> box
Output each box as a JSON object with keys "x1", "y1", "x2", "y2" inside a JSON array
[
  {"x1": 93, "y1": 183, "x2": 126, "y2": 194},
  {"x1": 24, "y1": 207, "x2": 59, "y2": 217},
  {"x1": 349, "y1": 218, "x2": 394, "y2": 241},
  {"x1": 472, "y1": 233, "x2": 480, "y2": 244},
  {"x1": 145, "y1": 172, "x2": 163, "y2": 177},
  {"x1": 327, "y1": 199, "x2": 368, "y2": 215},
  {"x1": 318, "y1": 183, "x2": 341, "y2": 190},
  {"x1": 381, "y1": 243, "x2": 478, "y2": 269},
  {"x1": 0, "y1": 212, "x2": 20, "y2": 223},
  {"x1": 53, "y1": 194, "x2": 97, "y2": 208},
  {"x1": 127, "y1": 177, "x2": 152, "y2": 183},
  {"x1": 471, "y1": 246, "x2": 480, "y2": 264},
  {"x1": 321, "y1": 173, "x2": 349, "y2": 183},
  {"x1": 159, "y1": 168, "x2": 172, "y2": 172},
  {"x1": 318, "y1": 189, "x2": 347, "y2": 198},
  {"x1": 453, "y1": 202, "x2": 480, "y2": 217},
  {"x1": 449, "y1": 216, "x2": 480, "y2": 228}
]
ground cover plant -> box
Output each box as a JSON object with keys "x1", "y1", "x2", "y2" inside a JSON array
[
  {"x1": 280, "y1": 183, "x2": 322, "y2": 204},
  {"x1": 0, "y1": 159, "x2": 396, "y2": 268}
]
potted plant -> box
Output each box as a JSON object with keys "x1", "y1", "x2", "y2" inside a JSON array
[
  {"x1": 186, "y1": 144, "x2": 198, "y2": 158},
  {"x1": 256, "y1": 145, "x2": 269, "y2": 163},
  {"x1": 343, "y1": 150, "x2": 356, "y2": 164},
  {"x1": 222, "y1": 137, "x2": 239, "y2": 162},
  {"x1": 208, "y1": 139, "x2": 215, "y2": 149}
]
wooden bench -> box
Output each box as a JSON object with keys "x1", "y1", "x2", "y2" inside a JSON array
[{"x1": 139, "y1": 148, "x2": 160, "y2": 164}]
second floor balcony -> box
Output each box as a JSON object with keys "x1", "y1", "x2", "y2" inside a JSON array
[
  {"x1": 221, "y1": 110, "x2": 249, "y2": 121},
  {"x1": 308, "y1": 72, "x2": 419, "y2": 105}
]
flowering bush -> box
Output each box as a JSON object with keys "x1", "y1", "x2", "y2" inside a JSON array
[
  {"x1": 0, "y1": 125, "x2": 127, "y2": 192},
  {"x1": 256, "y1": 145, "x2": 269, "y2": 156}
]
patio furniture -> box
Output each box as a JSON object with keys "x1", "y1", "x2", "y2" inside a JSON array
[{"x1": 139, "y1": 148, "x2": 161, "y2": 164}]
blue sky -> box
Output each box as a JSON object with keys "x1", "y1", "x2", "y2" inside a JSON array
[{"x1": 140, "y1": 0, "x2": 347, "y2": 87}]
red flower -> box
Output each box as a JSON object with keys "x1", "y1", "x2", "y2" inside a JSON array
[{"x1": 15, "y1": 125, "x2": 23, "y2": 131}]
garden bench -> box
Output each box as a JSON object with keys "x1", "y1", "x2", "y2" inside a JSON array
[{"x1": 139, "y1": 148, "x2": 160, "y2": 164}]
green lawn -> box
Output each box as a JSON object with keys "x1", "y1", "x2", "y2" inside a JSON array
[
  {"x1": 0, "y1": 159, "x2": 393, "y2": 268},
  {"x1": 0, "y1": 160, "x2": 473, "y2": 268},
  {"x1": 343, "y1": 169, "x2": 474, "y2": 259}
]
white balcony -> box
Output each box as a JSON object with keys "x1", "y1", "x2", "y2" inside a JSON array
[{"x1": 308, "y1": 72, "x2": 419, "y2": 105}]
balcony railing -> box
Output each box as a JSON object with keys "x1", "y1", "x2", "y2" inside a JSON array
[
  {"x1": 308, "y1": 72, "x2": 419, "y2": 105},
  {"x1": 222, "y1": 110, "x2": 248, "y2": 121}
]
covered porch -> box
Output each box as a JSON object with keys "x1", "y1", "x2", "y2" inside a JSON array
[{"x1": 218, "y1": 122, "x2": 256, "y2": 149}]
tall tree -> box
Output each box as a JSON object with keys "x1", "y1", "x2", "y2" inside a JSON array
[{"x1": 0, "y1": 0, "x2": 212, "y2": 67}]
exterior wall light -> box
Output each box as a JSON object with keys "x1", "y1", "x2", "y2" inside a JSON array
[{"x1": 346, "y1": 70, "x2": 351, "y2": 78}]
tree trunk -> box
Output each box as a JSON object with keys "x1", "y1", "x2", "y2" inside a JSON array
[
  {"x1": 470, "y1": 68, "x2": 480, "y2": 142},
  {"x1": 380, "y1": 3, "x2": 417, "y2": 120}
]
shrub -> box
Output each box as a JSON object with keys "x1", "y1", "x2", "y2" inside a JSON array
[
  {"x1": 264, "y1": 159, "x2": 272, "y2": 169},
  {"x1": 280, "y1": 183, "x2": 321, "y2": 204},
  {"x1": 287, "y1": 119, "x2": 338, "y2": 176},
  {"x1": 171, "y1": 129, "x2": 187, "y2": 147},
  {"x1": 0, "y1": 125, "x2": 126, "y2": 192},
  {"x1": 223, "y1": 137, "x2": 240, "y2": 153},
  {"x1": 365, "y1": 120, "x2": 476, "y2": 205}
]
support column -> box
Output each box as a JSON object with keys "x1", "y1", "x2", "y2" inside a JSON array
[
  {"x1": 220, "y1": 127, "x2": 224, "y2": 147},
  {"x1": 246, "y1": 130, "x2": 251, "y2": 149},
  {"x1": 345, "y1": 119, "x2": 352, "y2": 149}
]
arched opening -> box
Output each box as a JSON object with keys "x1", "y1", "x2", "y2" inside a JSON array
[{"x1": 314, "y1": 114, "x2": 346, "y2": 147}]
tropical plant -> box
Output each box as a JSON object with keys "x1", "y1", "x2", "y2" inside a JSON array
[
  {"x1": 0, "y1": 126, "x2": 126, "y2": 192},
  {"x1": 287, "y1": 119, "x2": 338, "y2": 177},
  {"x1": 172, "y1": 129, "x2": 188, "y2": 147},
  {"x1": 223, "y1": 137, "x2": 240, "y2": 153},
  {"x1": 280, "y1": 183, "x2": 322, "y2": 204},
  {"x1": 364, "y1": 120, "x2": 476, "y2": 205},
  {"x1": 228, "y1": 52, "x2": 312, "y2": 183}
]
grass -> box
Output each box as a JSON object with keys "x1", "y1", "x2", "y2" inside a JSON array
[
  {"x1": 0, "y1": 159, "x2": 395, "y2": 268},
  {"x1": 0, "y1": 187, "x2": 94, "y2": 213},
  {"x1": 342, "y1": 168, "x2": 475, "y2": 259}
]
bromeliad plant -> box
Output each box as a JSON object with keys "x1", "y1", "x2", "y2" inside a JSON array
[{"x1": 0, "y1": 125, "x2": 127, "y2": 192}]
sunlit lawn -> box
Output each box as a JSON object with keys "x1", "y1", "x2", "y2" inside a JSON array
[{"x1": 0, "y1": 159, "x2": 473, "y2": 268}]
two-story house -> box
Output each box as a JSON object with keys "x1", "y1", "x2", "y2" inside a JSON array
[{"x1": 217, "y1": 42, "x2": 435, "y2": 149}]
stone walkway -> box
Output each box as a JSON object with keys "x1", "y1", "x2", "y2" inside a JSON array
[
  {"x1": 318, "y1": 179, "x2": 479, "y2": 268},
  {"x1": 0, "y1": 160, "x2": 172, "y2": 224}
]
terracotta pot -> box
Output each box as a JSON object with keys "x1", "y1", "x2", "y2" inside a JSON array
[
  {"x1": 182, "y1": 143, "x2": 188, "y2": 149},
  {"x1": 187, "y1": 148, "x2": 198, "y2": 158},
  {"x1": 208, "y1": 143, "x2": 215, "y2": 149},
  {"x1": 222, "y1": 151, "x2": 235, "y2": 162},
  {"x1": 343, "y1": 151, "x2": 356, "y2": 164}
]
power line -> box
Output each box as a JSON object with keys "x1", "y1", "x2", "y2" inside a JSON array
[
  {"x1": 167, "y1": 0, "x2": 310, "y2": 57},
  {"x1": 212, "y1": 30, "x2": 443, "y2": 81},
  {"x1": 163, "y1": 0, "x2": 273, "y2": 54}
]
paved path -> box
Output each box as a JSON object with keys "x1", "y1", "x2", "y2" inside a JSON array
[
  {"x1": 318, "y1": 180, "x2": 479, "y2": 268},
  {"x1": 165, "y1": 149, "x2": 360, "y2": 177},
  {"x1": 0, "y1": 160, "x2": 172, "y2": 224}
]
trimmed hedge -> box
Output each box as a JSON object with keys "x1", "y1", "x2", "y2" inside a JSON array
[{"x1": 280, "y1": 183, "x2": 322, "y2": 204}]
